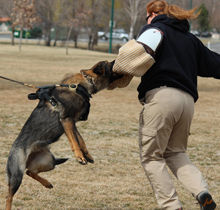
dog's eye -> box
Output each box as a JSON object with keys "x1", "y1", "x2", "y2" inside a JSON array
[{"x1": 93, "y1": 67, "x2": 103, "y2": 75}]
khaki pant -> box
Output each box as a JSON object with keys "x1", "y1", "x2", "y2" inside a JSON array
[{"x1": 139, "y1": 87, "x2": 209, "y2": 210}]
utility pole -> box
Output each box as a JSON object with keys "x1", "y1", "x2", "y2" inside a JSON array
[{"x1": 109, "y1": 0, "x2": 114, "y2": 53}]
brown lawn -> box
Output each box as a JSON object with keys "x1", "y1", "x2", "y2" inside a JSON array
[{"x1": 0, "y1": 44, "x2": 219, "y2": 210}]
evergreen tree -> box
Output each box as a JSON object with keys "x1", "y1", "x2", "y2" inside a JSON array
[{"x1": 197, "y1": 3, "x2": 210, "y2": 32}]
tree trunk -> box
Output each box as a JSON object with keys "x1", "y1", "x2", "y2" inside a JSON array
[
  {"x1": 25, "y1": 28, "x2": 28, "y2": 45},
  {"x1": 11, "y1": 27, "x2": 15, "y2": 46},
  {"x1": 53, "y1": 26, "x2": 60, "y2": 47},
  {"x1": 66, "y1": 25, "x2": 73, "y2": 55},
  {"x1": 73, "y1": 32, "x2": 78, "y2": 48},
  {"x1": 93, "y1": 33, "x2": 98, "y2": 46},
  {"x1": 129, "y1": 25, "x2": 134, "y2": 40},
  {"x1": 88, "y1": 35, "x2": 92, "y2": 50},
  {"x1": 19, "y1": 27, "x2": 23, "y2": 52},
  {"x1": 53, "y1": 39, "x2": 57, "y2": 46},
  {"x1": 45, "y1": 30, "x2": 51, "y2": 46}
]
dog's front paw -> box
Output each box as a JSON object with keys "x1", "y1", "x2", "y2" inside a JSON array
[
  {"x1": 84, "y1": 151, "x2": 94, "y2": 164},
  {"x1": 76, "y1": 156, "x2": 87, "y2": 165}
]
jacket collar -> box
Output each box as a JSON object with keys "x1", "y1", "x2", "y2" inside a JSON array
[{"x1": 152, "y1": 14, "x2": 190, "y2": 33}]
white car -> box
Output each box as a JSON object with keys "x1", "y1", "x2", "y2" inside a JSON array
[
  {"x1": 190, "y1": 30, "x2": 200, "y2": 36},
  {"x1": 99, "y1": 29, "x2": 129, "y2": 42}
]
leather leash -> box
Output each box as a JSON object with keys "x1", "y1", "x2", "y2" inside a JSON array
[
  {"x1": 0, "y1": 75, "x2": 92, "y2": 108},
  {"x1": 0, "y1": 75, "x2": 38, "y2": 89}
]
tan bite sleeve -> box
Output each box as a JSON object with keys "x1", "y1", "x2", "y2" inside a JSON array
[{"x1": 108, "y1": 39, "x2": 155, "y2": 90}]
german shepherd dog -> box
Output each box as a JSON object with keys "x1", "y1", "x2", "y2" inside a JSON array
[{"x1": 5, "y1": 60, "x2": 121, "y2": 210}]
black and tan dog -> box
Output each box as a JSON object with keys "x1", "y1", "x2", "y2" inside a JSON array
[{"x1": 5, "y1": 60, "x2": 121, "y2": 210}]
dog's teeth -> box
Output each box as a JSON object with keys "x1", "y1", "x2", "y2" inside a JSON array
[{"x1": 83, "y1": 73, "x2": 94, "y2": 85}]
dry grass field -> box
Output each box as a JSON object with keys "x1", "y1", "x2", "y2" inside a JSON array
[{"x1": 0, "y1": 43, "x2": 220, "y2": 210}]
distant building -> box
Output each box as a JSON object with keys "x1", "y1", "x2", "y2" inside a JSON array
[{"x1": 0, "y1": 17, "x2": 11, "y2": 31}]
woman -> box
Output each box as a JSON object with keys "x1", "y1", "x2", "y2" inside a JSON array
[{"x1": 108, "y1": 0, "x2": 218, "y2": 209}]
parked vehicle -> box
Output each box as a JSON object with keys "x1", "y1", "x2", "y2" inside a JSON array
[
  {"x1": 190, "y1": 30, "x2": 200, "y2": 36},
  {"x1": 98, "y1": 31, "x2": 105, "y2": 38},
  {"x1": 98, "y1": 29, "x2": 129, "y2": 42},
  {"x1": 200, "y1": 31, "x2": 212, "y2": 37}
]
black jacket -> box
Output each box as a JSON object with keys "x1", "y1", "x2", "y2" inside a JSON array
[{"x1": 137, "y1": 14, "x2": 220, "y2": 102}]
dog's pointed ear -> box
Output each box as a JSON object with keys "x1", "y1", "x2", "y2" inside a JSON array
[
  {"x1": 109, "y1": 60, "x2": 124, "y2": 83},
  {"x1": 109, "y1": 60, "x2": 115, "y2": 68},
  {"x1": 104, "y1": 60, "x2": 115, "y2": 77}
]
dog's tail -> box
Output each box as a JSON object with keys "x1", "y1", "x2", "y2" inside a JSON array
[{"x1": 55, "y1": 158, "x2": 68, "y2": 165}]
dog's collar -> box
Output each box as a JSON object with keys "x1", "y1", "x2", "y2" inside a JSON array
[
  {"x1": 81, "y1": 71, "x2": 98, "y2": 94},
  {"x1": 74, "y1": 84, "x2": 92, "y2": 103}
]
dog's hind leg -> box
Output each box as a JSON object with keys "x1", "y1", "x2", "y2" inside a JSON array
[
  {"x1": 26, "y1": 170, "x2": 53, "y2": 188},
  {"x1": 26, "y1": 157, "x2": 68, "y2": 188},
  {"x1": 61, "y1": 119, "x2": 88, "y2": 165},
  {"x1": 26, "y1": 147, "x2": 67, "y2": 188},
  {"x1": 75, "y1": 128, "x2": 94, "y2": 163},
  {"x1": 6, "y1": 149, "x2": 26, "y2": 210},
  {"x1": 6, "y1": 189, "x2": 13, "y2": 210},
  {"x1": 6, "y1": 174, "x2": 23, "y2": 210}
]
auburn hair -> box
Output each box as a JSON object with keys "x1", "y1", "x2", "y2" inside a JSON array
[{"x1": 146, "y1": 0, "x2": 200, "y2": 20}]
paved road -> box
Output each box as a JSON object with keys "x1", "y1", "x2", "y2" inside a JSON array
[
  {"x1": 1, "y1": 32, "x2": 220, "y2": 53},
  {"x1": 0, "y1": 33, "x2": 126, "y2": 44},
  {"x1": 0, "y1": 33, "x2": 11, "y2": 39},
  {"x1": 209, "y1": 42, "x2": 220, "y2": 54}
]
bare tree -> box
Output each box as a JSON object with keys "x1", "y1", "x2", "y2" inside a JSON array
[
  {"x1": 85, "y1": 0, "x2": 111, "y2": 49},
  {"x1": 66, "y1": 12, "x2": 86, "y2": 55},
  {"x1": 52, "y1": 0, "x2": 70, "y2": 47},
  {"x1": 83, "y1": 0, "x2": 106, "y2": 50},
  {"x1": 208, "y1": 0, "x2": 220, "y2": 32},
  {"x1": 86, "y1": 1, "x2": 97, "y2": 50},
  {"x1": 12, "y1": 0, "x2": 40, "y2": 51},
  {"x1": 65, "y1": 0, "x2": 86, "y2": 49},
  {"x1": 36, "y1": 0, "x2": 55, "y2": 46},
  {"x1": 123, "y1": 0, "x2": 147, "y2": 40}
]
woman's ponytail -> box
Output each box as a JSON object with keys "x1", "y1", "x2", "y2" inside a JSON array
[{"x1": 147, "y1": 0, "x2": 200, "y2": 20}]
